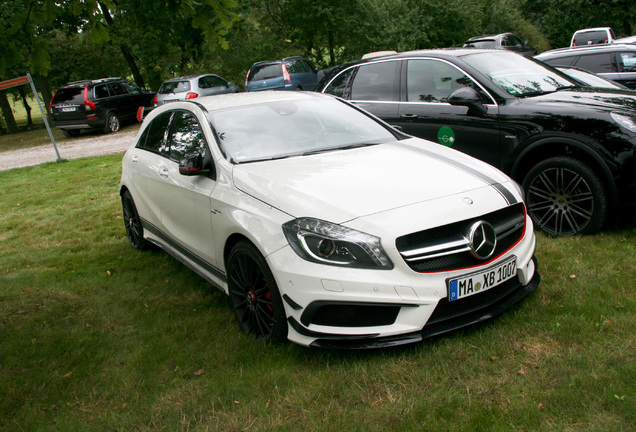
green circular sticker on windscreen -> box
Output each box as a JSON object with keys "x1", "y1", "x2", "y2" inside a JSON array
[{"x1": 438, "y1": 126, "x2": 455, "y2": 146}]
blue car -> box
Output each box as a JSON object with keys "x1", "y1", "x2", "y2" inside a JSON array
[{"x1": 245, "y1": 56, "x2": 318, "y2": 92}]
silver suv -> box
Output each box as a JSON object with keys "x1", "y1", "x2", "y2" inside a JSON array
[
  {"x1": 154, "y1": 74, "x2": 239, "y2": 106},
  {"x1": 536, "y1": 44, "x2": 636, "y2": 89}
]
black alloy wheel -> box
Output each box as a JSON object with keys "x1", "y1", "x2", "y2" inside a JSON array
[
  {"x1": 523, "y1": 156, "x2": 607, "y2": 236},
  {"x1": 104, "y1": 112, "x2": 120, "y2": 133},
  {"x1": 122, "y1": 190, "x2": 148, "y2": 250},
  {"x1": 227, "y1": 241, "x2": 287, "y2": 342}
]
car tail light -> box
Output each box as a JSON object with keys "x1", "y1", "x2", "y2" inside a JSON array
[
  {"x1": 245, "y1": 70, "x2": 251, "y2": 87},
  {"x1": 185, "y1": 92, "x2": 199, "y2": 100},
  {"x1": 84, "y1": 86, "x2": 96, "y2": 111},
  {"x1": 603, "y1": 38, "x2": 608, "y2": 43},
  {"x1": 152, "y1": 94, "x2": 158, "y2": 104},
  {"x1": 282, "y1": 64, "x2": 291, "y2": 82},
  {"x1": 49, "y1": 92, "x2": 57, "y2": 114}
]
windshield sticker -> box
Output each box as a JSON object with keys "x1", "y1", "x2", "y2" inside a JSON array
[{"x1": 437, "y1": 126, "x2": 455, "y2": 146}]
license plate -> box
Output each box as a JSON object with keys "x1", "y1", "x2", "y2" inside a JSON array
[
  {"x1": 61, "y1": 107, "x2": 76, "y2": 112},
  {"x1": 448, "y1": 256, "x2": 516, "y2": 302}
]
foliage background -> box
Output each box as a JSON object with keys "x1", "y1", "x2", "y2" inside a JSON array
[{"x1": 1, "y1": 0, "x2": 635, "y2": 110}]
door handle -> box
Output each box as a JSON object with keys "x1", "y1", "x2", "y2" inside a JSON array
[
  {"x1": 158, "y1": 166, "x2": 169, "y2": 178},
  {"x1": 400, "y1": 114, "x2": 418, "y2": 119},
  {"x1": 131, "y1": 155, "x2": 138, "y2": 163}
]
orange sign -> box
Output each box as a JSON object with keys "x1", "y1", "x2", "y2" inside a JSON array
[{"x1": 0, "y1": 76, "x2": 29, "y2": 91}]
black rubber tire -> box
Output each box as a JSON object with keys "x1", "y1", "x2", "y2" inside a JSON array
[
  {"x1": 227, "y1": 241, "x2": 287, "y2": 342},
  {"x1": 522, "y1": 156, "x2": 607, "y2": 236},
  {"x1": 104, "y1": 112, "x2": 120, "y2": 133},
  {"x1": 62, "y1": 129, "x2": 81, "y2": 138},
  {"x1": 121, "y1": 190, "x2": 148, "y2": 250}
]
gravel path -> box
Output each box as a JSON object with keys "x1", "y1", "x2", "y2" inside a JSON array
[{"x1": 0, "y1": 129, "x2": 137, "y2": 172}]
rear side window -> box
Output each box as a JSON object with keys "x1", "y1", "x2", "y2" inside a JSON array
[
  {"x1": 52, "y1": 87, "x2": 83, "y2": 104},
  {"x1": 542, "y1": 56, "x2": 577, "y2": 67},
  {"x1": 324, "y1": 68, "x2": 356, "y2": 99},
  {"x1": 248, "y1": 64, "x2": 282, "y2": 81},
  {"x1": 94, "y1": 84, "x2": 110, "y2": 99},
  {"x1": 574, "y1": 53, "x2": 616, "y2": 73},
  {"x1": 619, "y1": 52, "x2": 636, "y2": 72},
  {"x1": 285, "y1": 59, "x2": 306, "y2": 74},
  {"x1": 350, "y1": 61, "x2": 397, "y2": 101},
  {"x1": 137, "y1": 112, "x2": 172, "y2": 153}
]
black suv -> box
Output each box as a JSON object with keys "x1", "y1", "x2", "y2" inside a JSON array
[
  {"x1": 318, "y1": 49, "x2": 636, "y2": 236},
  {"x1": 50, "y1": 78, "x2": 156, "y2": 136},
  {"x1": 535, "y1": 44, "x2": 636, "y2": 89}
]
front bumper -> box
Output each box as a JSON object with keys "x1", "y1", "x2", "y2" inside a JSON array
[{"x1": 267, "y1": 227, "x2": 539, "y2": 348}]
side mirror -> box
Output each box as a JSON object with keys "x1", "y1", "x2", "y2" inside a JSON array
[
  {"x1": 179, "y1": 154, "x2": 209, "y2": 176},
  {"x1": 448, "y1": 87, "x2": 488, "y2": 117}
]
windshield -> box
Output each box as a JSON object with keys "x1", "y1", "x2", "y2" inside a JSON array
[
  {"x1": 462, "y1": 51, "x2": 575, "y2": 96},
  {"x1": 208, "y1": 97, "x2": 397, "y2": 163}
]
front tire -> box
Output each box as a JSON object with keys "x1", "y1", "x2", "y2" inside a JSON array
[
  {"x1": 121, "y1": 190, "x2": 148, "y2": 250},
  {"x1": 523, "y1": 156, "x2": 607, "y2": 236},
  {"x1": 227, "y1": 241, "x2": 287, "y2": 342},
  {"x1": 104, "y1": 112, "x2": 120, "y2": 134}
]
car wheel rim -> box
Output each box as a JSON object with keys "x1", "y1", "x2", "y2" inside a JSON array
[
  {"x1": 526, "y1": 167, "x2": 594, "y2": 236},
  {"x1": 228, "y1": 254, "x2": 274, "y2": 338},
  {"x1": 123, "y1": 196, "x2": 143, "y2": 247},
  {"x1": 109, "y1": 115, "x2": 120, "y2": 132}
]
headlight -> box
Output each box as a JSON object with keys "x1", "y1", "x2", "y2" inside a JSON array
[
  {"x1": 282, "y1": 218, "x2": 393, "y2": 269},
  {"x1": 610, "y1": 112, "x2": 636, "y2": 133}
]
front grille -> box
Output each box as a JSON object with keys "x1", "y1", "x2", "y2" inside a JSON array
[{"x1": 396, "y1": 203, "x2": 526, "y2": 273}]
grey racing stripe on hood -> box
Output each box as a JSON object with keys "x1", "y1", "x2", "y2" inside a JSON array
[{"x1": 393, "y1": 141, "x2": 518, "y2": 205}]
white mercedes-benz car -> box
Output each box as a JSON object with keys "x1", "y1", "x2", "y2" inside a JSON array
[{"x1": 120, "y1": 91, "x2": 540, "y2": 348}]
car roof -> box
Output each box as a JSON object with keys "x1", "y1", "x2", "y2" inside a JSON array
[
  {"x1": 536, "y1": 43, "x2": 636, "y2": 58},
  {"x1": 64, "y1": 77, "x2": 123, "y2": 87},
  {"x1": 163, "y1": 74, "x2": 218, "y2": 82},
  {"x1": 573, "y1": 27, "x2": 613, "y2": 33},
  {"x1": 165, "y1": 90, "x2": 333, "y2": 113},
  {"x1": 465, "y1": 33, "x2": 511, "y2": 42}
]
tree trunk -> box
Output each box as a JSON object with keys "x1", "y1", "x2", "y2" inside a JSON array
[
  {"x1": 18, "y1": 87, "x2": 33, "y2": 127},
  {"x1": 0, "y1": 91, "x2": 19, "y2": 134},
  {"x1": 33, "y1": 72, "x2": 53, "y2": 111},
  {"x1": 98, "y1": 2, "x2": 146, "y2": 88}
]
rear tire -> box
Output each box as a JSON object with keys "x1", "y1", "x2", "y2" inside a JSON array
[
  {"x1": 227, "y1": 241, "x2": 287, "y2": 342},
  {"x1": 121, "y1": 190, "x2": 148, "y2": 250},
  {"x1": 522, "y1": 156, "x2": 607, "y2": 236},
  {"x1": 104, "y1": 112, "x2": 120, "y2": 134}
]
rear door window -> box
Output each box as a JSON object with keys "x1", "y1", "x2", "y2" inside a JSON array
[
  {"x1": 109, "y1": 82, "x2": 128, "y2": 95},
  {"x1": 351, "y1": 61, "x2": 398, "y2": 101},
  {"x1": 137, "y1": 112, "x2": 173, "y2": 154},
  {"x1": 574, "y1": 53, "x2": 617, "y2": 73}
]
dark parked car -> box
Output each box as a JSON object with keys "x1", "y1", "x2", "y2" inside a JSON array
[
  {"x1": 318, "y1": 49, "x2": 636, "y2": 236},
  {"x1": 245, "y1": 56, "x2": 318, "y2": 92},
  {"x1": 535, "y1": 44, "x2": 636, "y2": 89},
  {"x1": 50, "y1": 78, "x2": 155, "y2": 136},
  {"x1": 154, "y1": 74, "x2": 239, "y2": 106},
  {"x1": 463, "y1": 33, "x2": 535, "y2": 57}
]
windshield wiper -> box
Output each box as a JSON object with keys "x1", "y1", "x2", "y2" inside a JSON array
[{"x1": 302, "y1": 141, "x2": 381, "y2": 156}]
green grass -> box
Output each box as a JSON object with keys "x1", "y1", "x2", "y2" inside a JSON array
[{"x1": 1, "y1": 156, "x2": 634, "y2": 431}]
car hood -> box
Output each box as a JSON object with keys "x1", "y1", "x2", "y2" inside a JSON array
[
  {"x1": 529, "y1": 88, "x2": 636, "y2": 112},
  {"x1": 232, "y1": 138, "x2": 516, "y2": 224}
]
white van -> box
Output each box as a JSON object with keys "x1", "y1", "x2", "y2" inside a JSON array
[{"x1": 570, "y1": 27, "x2": 616, "y2": 47}]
